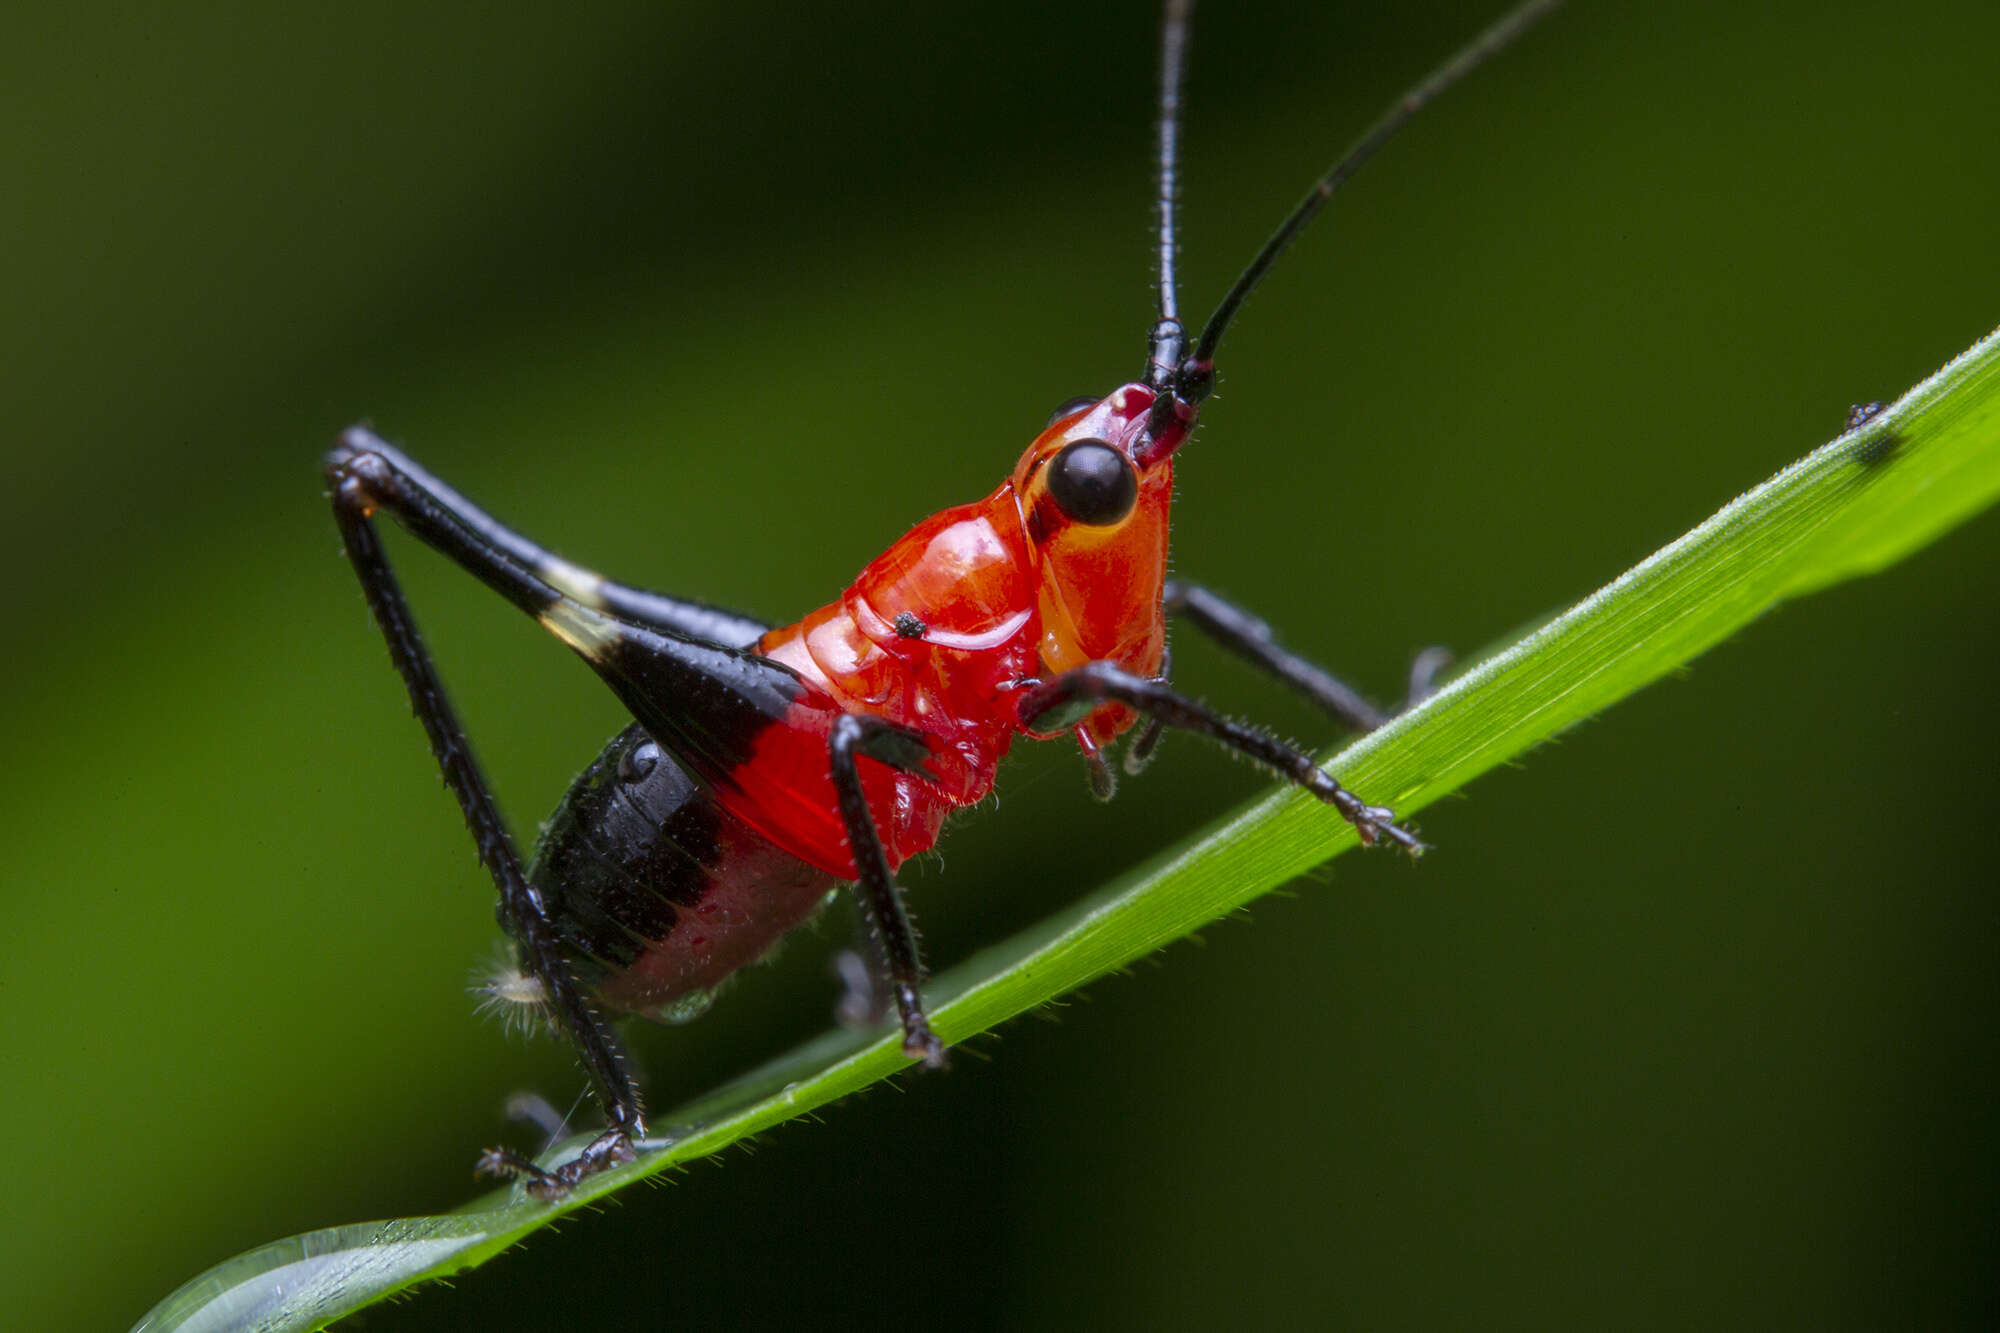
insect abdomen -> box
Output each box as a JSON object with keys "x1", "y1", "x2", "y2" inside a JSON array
[{"x1": 526, "y1": 723, "x2": 838, "y2": 1024}]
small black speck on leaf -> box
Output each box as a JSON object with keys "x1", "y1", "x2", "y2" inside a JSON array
[{"x1": 1842, "y1": 402, "x2": 1900, "y2": 469}]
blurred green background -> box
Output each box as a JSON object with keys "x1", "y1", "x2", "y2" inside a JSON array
[{"x1": 4, "y1": 1, "x2": 1997, "y2": 1328}]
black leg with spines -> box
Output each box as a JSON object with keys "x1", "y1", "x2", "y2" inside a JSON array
[
  {"x1": 1017, "y1": 660, "x2": 1425, "y2": 854},
  {"x1": 828, "y1": 714, "x2": 949, "y2": 1068},
  {"x1": 328, "y1": 466, "x2": 643, "y2": 1200}
]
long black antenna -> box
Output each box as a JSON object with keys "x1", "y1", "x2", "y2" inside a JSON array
[
  {"x1": 1147, "y1": 0, "x2": 1196, "y2": 390},
  {"x1": 1188, "y1": 0, "x2": 1563, "y2": 373}
]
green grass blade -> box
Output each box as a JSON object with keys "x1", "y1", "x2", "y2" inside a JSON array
[{"x1": 135, "y1": 326, "x2": 2000, "y2": 1333}]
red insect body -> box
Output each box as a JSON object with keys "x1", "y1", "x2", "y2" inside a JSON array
[{"x1": 745, "y1": 384, "x2": 1180, "y2": 879}]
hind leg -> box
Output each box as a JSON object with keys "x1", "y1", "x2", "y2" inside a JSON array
[{"x1": 329, "y1": 448, "x2": 644, "y2": 1199}]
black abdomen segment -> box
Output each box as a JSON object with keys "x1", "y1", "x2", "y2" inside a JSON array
[{"x1": 527, "y1": 725, "x2": 838, "y2": 1024}]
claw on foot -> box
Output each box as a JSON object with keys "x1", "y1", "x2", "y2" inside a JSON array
[
  {"x1": 476, "y1": 1128, "x2": 637, "y2": 1201},
  {"x1": 903, "y1": 1026, "x2": 950, "y2": 1070},
  {"x1": 893, "y1": 983, "x2": 950, "y2": 1069},
  {"x1": 1307, "y1": 773, "x2": 1428, "y2": 857},
  {"x1": 475, "y1": 1145, "x2": 541, "y2": 1185},
  {"x1": 1366, "y1": 813, "x2": 1429, "y2": 858},
  {"x1": 1349, "y1": 802, "x2": 1426, "y2": 857}
]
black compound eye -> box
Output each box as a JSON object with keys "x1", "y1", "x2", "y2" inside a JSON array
[
  {"x1": 1046, "y1": 438, "x2": 1138, "y2": 526},
  {"x1": 1045, "y1": 395, "x2": 1099, "y2": 428}
]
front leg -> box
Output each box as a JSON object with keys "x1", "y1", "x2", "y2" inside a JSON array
[
  {"x1": 1018, "y1": 662, "x2": 1426, "y2": 855},
  {"x1": 828, "y1": 714, "x2": 949, "y2": 1068}
]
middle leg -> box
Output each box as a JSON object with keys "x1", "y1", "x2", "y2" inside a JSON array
[{"x1": 828, "y1": 713, "x2": 949, "y2": 1068}]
